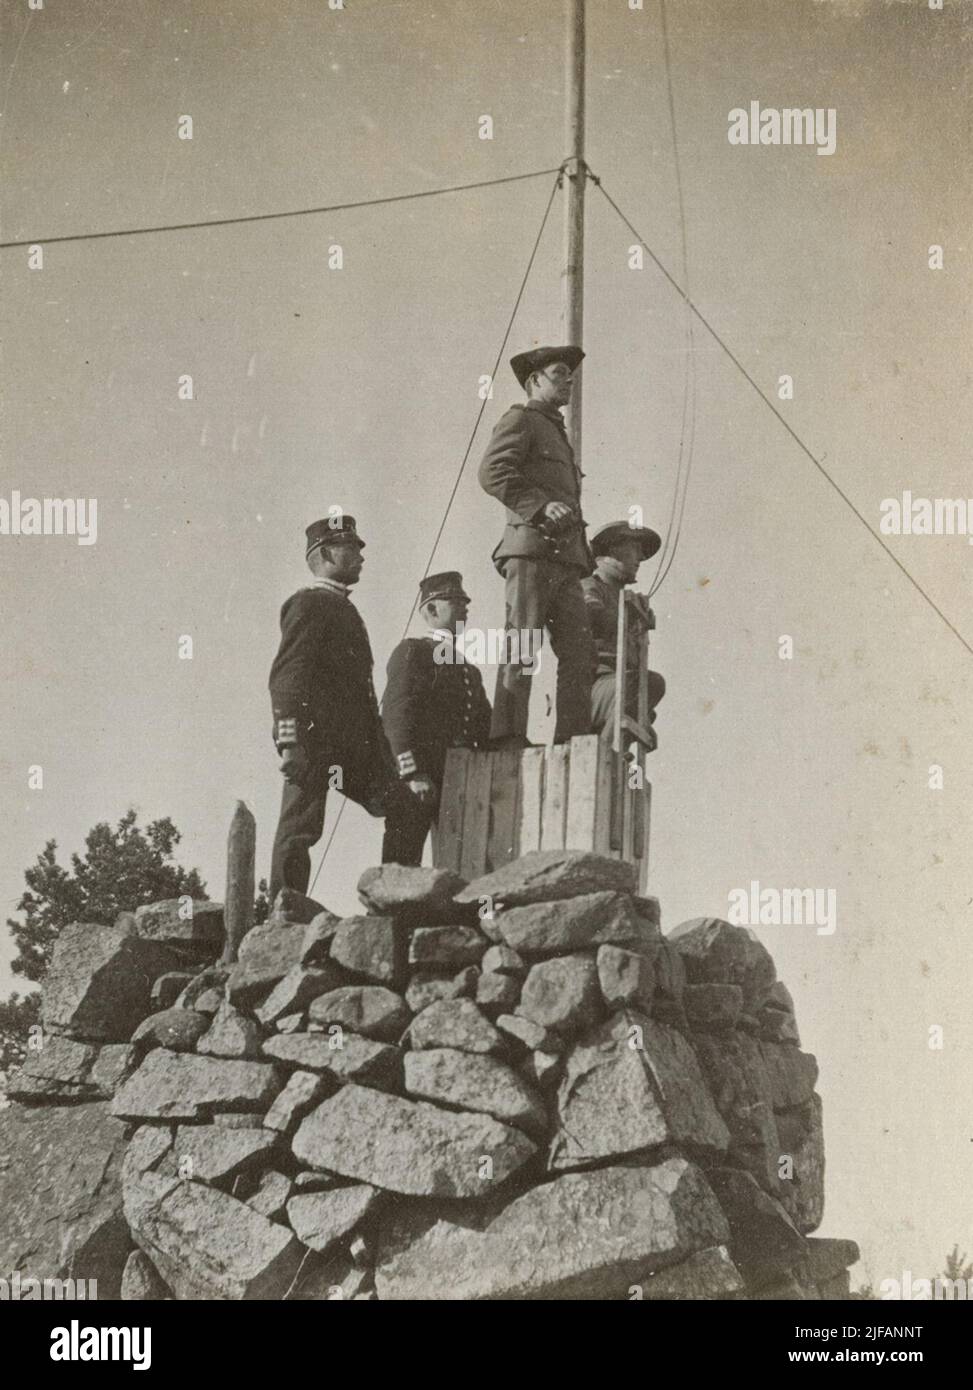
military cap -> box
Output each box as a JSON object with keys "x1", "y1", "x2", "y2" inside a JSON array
[
  {"x1": 305, "y1": 515, "x2": 365, "y2": 557},
  {"x1": 590, "y1": 519, "x2": 662, "y2": 560},
  {"x1": 418, "y1": 571, "x2": 470, "y2": 606},
  {"x1": 509, "y1": 345, "x2": 585, "y2": 390}
]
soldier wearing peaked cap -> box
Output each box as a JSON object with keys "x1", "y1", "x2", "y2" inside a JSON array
[
  {"x1": 477, "y1": 344, "x2": 597, "y2": 745},
  {"x1": 268, "y1": 515, "x2": 400, "y2": 897},
  {"x1": 582, "y1": 519, "x2": 666, "y2": 749},
  {"x1": 380, "y1": 571, "x2": 492, "y2": 866}
]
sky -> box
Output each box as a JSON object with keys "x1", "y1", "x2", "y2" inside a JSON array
[{"x1": 1, "y1": 0, "x2": 971, "y2": 1289}]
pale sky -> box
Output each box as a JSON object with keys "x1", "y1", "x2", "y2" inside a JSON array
[{"x1": 1, "y1": 0, "x2": 971, "y2": 1288}]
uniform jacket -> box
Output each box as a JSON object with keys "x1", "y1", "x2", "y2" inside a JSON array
[
  {"x1": 477, "y1": 399, "x2": 594, "y2": 574},
  {"x1": 381, "y1": 636, "x2": 492, "y2": 784},
  {"x1": 581, "y1": 564, "x2": 652, "y2": 680},
  {"x1": 268, "y1": 585, "x2": 390, "y2": 785}
]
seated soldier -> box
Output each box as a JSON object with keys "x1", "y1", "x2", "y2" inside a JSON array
[{"x1": 582, "y1": 520, "x2": 666, "y2": 749}]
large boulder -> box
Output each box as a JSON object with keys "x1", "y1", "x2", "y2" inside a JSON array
[
  {"x1": 357, "y1": 865, "x2": 469, "y2": 920},
  {"x1": 0, "y1": 1100, "x2": 132, "y2": 1296},
  {"x1": 292, "y1": 1084, "x2": 536, "y2": 1198},
  {"x1": 41, "y1": 922, "x2": 185, "y2": 1042},
  {"x1": 373, "y1": 1157, "x2": 728, "y2": 1300},
  {"x1": 124, "y1": 1172, "x2": 303, "y2": 1299},
  {"x1": 404, "y1": 1048, "x2": 547, "y2": 1135},
  {"x1": 548, "y1": 1013, "x2": 729, "y2": 1170},
  {"x1": 496, "y1": 892, "x2": 653, "y2": 957},
  {"x1": 668, "y1": 919, "x2": 776, "y2": 1013},
  {"x1": 307, "y1": 986, "x2": 411, "y2": 1043},
  {"x1": 227, "y1": 924, "x2": 307, "y2": 1006},
  {"x1": 262, "y1": 1033, "x2": 401, "y2": 1090},
  {"x1": 112, "y1": 1051, "x2": 281, "y2": 1122},
  {"x1": 133, "y1": 899, "x2": 224, "y2": 949},
  {"x1": 455, "y1": 850, "x2": 637, "y2": 908}
]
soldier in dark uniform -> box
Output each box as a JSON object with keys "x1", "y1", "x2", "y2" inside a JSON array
[
  {"x1": 582, "y1": 520, "x2": 666, "y2": 749},
  {"x1": 477, "y1": 344, "x2": 597, "y2": 746},
  {"x1": 268, "y1": 516, "x2": 397, "y2": 897},
  {"x1": 381, "y1": 571, "x2": 492, "y2": 866}
]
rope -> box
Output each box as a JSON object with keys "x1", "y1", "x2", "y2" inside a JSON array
[
  {"x1": 0, "y1": 167, "x2": 565, "y2": 250},
  {"x1": 595, "y1": 179, "x2": 973, "y2": 662},
  {"x1": 648, "y1": 0, "x2": 697, "y2": 598},
  {"x1": 307, "y1": 168, "x2": 564, "y2": 893}
]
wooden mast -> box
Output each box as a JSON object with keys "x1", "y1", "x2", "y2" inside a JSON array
[{"x1": 563, "y1": 0, "x2": 587, "y2": 459}]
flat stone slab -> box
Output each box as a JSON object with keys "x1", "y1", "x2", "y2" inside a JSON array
[
  {"x1": 497, "y1": 892, "x2": 653, "y2": 957},
  {"x1": 169, "y1": 1125, "x2": 278, "y2": 1184},
  {"x1": 307, "y1": 985, "x2": 411, "y2": 1042},
  {"x1": 639, "y1": 1245, "x2": 745, "y2": 1301},
  {"x1": 455, "y1": 850, "x2": 638, "y2": 907},
  {"x1": 404, "y1": 1048, "x2": 546, "y2": 1135},
  {"x1": 112, "y1": 1051, "x2": 281, "y2": 1121},
  {"x1": 291, "y1": 1084, "x2": 536, "y2": 1198},
  {"x1": 357, "y1": 864, "x2": 469, "y2": 919},
  {"x1": 262, "y1": 1033, "x2": 401, "y2": 1090},
  {"x1": 409, "y1": 925, "x2": 488, "y2": 969},
  {"x1": 373, "y1": 1157, "x2": 729, "y2": 1300},
  {"x1": 133, "y1": 899, "x2": 224, "y2": 948}
]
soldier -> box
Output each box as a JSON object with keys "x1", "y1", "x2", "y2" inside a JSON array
[
  {"x1": 582, "y1": 519, "x2": 666, "y2": 749},
  {"x1": 268, "y1": 516, "x2": 396, "y2": 897},
  {"x1": 381, "y1": 571, "x2": 492, "y2": 865},
  {"x1": 477, "y1": 344, "x2": 597, "y2": 747}
]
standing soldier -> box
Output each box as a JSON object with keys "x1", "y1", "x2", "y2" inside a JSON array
[
  {"x1": 381, "y1": 571, "x2": 492, "y2": 865},
  {"x1": 582, "y1": 519, "x2": 666, "y2": 749},
  {"x1": 268, "y1": 516, "x2": 395, "y2": 897},
  {"x1": 477, "y1": 345, "x2": 596, "y2": 747}
]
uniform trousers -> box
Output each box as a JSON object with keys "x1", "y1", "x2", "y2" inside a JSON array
[{"x1": 490, "y1": 556, "x2": 596, "y2": 744}]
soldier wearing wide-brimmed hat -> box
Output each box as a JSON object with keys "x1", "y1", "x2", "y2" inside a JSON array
[
  {"x1": 582, "y1": 518, "x2": 666, "y2": 749},
  {"x1": 380, "y1": 570, "x2": 492, "y2": 865},
  {"x1": 268, "y1": 514, "x2": 398, "y2": 896},
  {"x1": 477, "y1": 343, "x2": 596, "y2": 746}
]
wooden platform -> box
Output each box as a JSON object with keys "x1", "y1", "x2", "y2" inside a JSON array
[{"x1": 431, "y1": 733, "x2": 651, "y2": 891}]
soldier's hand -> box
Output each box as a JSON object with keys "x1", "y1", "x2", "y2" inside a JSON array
[
  {"x1": 279, "y1": 746, "x2": 309, "y2": 786},
  {"x1": 542, "y1": 501, "x2": 573, "y2": 530},
  {"x1": 406, "y1": 774, "x2": 437, "y2": 806}
]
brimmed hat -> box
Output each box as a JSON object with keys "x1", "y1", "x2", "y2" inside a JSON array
[
  {"x1": 509, "y1": 345, "x2": 584, "y2": 390},
  {"x1": 419, "y1": 571, "x2": 470, "y2": 605},
  {"x1": 305, "y1": 515, "x2": 365, "y2": 557},
  {"x1": 590, "y1": 520, "x2": 662, "y2": 560}
]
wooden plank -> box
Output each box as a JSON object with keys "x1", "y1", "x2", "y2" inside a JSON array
[
  {"x1": 433, "y1": 748, "x2": 470, "y2": 873},
  {"x1": 486, "y1": 748, "x2": 521, "y2": 872},
  {"x1": 594, "y1": 740, "x2": 614, "y2": 854},
  {"x1": 540, "y1": 744, "x2": 570, "y2": 850},
  {"x1": 622, "y1": 751, "x2": 637, "y2": 865},
  {"x1": 459, "y1": 751, "x2": 493, "y2": 880},
  {"x1": 565, "y1": 734, "x2": 599, "y2": 850},
  {"x1": 639, "y1": 779, "x2": 652, "y2": 892},
  {"x1": 609, "y1": 747, "x2": 624, "y2": 853},
  {"x1": 517, "y1": 746, "x2": 545, "y2": 854}
]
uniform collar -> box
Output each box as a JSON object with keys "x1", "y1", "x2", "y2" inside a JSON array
[
  {"x1": 525, "y1": 398, "x2": 566, "y2": 425},
  {"x1": 308, "y1": 576, "x2": 352, "y2": 599}
]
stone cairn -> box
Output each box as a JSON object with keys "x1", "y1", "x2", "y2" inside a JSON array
[{"x1": 0, "y1": 846, "x2": 859, "y2": 1300}]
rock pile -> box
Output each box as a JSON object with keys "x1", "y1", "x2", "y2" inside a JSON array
[{"x1": 0, "y1": 853, "x2": 859, "y2": 1300}]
